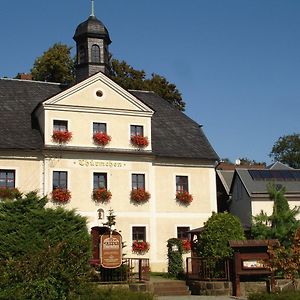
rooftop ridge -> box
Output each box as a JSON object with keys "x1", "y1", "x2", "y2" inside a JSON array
[{"x1": 0, "y1": 78, "x2": 64, "y2": 86}]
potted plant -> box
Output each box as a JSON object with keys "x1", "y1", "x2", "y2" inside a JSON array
[
  {"x1": 92, "y1": 187, "x2": 112, "y2": 203},
  {"x1": 0, "y1": 187, "x2": 22, "y2": 200},
  {"x1": 51, "y1": 188, "x2": 71, "y2": 203},
  {"x1": 176, "y1": 191, "x2": 193, "y2": 205},
  {"x1": 93, "y1": 132, "x2": 111, "y2": 146},
  {"x1": 52, "y1": 130, "x2": 72, "y2": 144},
  {"x1": 130, "y1": 135, "x2": 149, "y2": 148},
  {"x1": 130, "y1": 188, "x2": 150, "y2": 204},
  {"x1": 182, "y1": 239, "x2": 191, "y2": 253},
  {"x1": 132, "y1": 240, "x2": 150, "y2": 254}
]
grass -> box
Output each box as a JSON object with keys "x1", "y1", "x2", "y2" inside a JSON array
[{"x1": 248, "y1": 290, "x2": 300, "y2": 300}]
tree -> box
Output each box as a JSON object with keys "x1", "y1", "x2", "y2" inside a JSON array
[
  {"x1": 31, "y1": 43, "x2": 75, "y2": 85},
  {"x1": 195, "y1": 212, "x2": 245, "y2": 259},
  {"x1": 269, "y1": 133, "x2": 300, "y2": 168},
  {"x1": 252, "y1": 183, "x2": 300, "y2": 248},
  {"x1": 110, "y1": 59, "x2": 186, "y2": 111},
  {"x1": 0, "y1": 191, "x2": 91, "y2": 299}
]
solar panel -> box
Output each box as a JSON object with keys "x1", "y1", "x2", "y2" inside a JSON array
[{"x1": 248, "y1": 170, "x2": 300, "y2": 181}]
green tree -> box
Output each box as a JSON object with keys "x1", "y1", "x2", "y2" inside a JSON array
[
  {"x1": 31, "y1": 43, "x2": 75, "y2": 85},
  {"x1": 252, "y1": 183, "x2": 300, "y2": 248},
  {"x1": 110, "y1": 59, "x2": 186, "y2": 111},
  {"x1": 269, "y1": 133, "x2": 300, "y2": 168},
  {"x1": 0, "y1": 191, "x2": 91, "y2": 299},
  {"x1": 195, "y1": 212, "x2": 245, "y2": 259}
]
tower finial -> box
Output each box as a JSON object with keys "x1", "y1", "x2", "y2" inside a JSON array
[{"x1": 91, "y1": 0, "x2": 95, "y2": 17}]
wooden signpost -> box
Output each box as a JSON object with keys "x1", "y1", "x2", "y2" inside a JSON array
[{"x1": 100, "y1": 232, "x2": 122, "y2": 269}]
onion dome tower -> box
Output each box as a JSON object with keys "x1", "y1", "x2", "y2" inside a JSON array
[{"x1": 73, "y1": 0, "x2": 111, "y2": 82}]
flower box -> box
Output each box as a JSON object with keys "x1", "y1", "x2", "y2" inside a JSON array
[
  {"x1": 93, "y1": 132, "x2": 111, "y2": 146},
  {"x1": 92, "y1": 188, "x2": 112, "y2": 203},
  {"x1": 176, "y1": 191, "x2": 193, "y2": 205},
  {"x1": 130, "y1": 135, "x2": 149, "y2": 148},
  {"x1": 52, "y1": 130, "x2": 72, "y2": 144},
  {"x1": 182, "y1": 239, "x2": 191, "y2": 253},
  {"x1": 132, "y1": 240, "x2": 150, "y2": 254},
  {"x1": 130, "y1": 188, "x2": 150, "y2": 204},
  {"x1": 51, "y1": 188, "x2": 71, "y2": 203},
  {"x1": 0, "y1": 187, "x2": 21, "y2": 200}
]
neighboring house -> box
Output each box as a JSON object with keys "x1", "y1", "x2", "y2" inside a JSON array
[
  {"x1": 228, "y1": 162, "x2": 300, "y2": 227},
  {"x1": 0, "y1": 13, "x2": 219, "y2": 271}
]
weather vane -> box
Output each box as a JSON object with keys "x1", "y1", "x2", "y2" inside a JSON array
[{"x1": 91, "y1": 0, "x2": 95, "y2": 17}]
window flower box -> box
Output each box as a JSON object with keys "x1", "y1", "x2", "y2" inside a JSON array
[
  {"x1": 92, "y1": 188, "x2": 112, "y2": 203},
  {"x1": 130, "y1": 188, "x2": 150, "y2": 204},
  {"x1": 132, "y1": 240, "x2": 150, "y2": 254},
  {"x1": 0, "y1": 187, "x2": 22, "y2": 200},
  {"x1": 130, "y1": 135, "x2": 149, "y2": 148},
  {"x1": 52, "y1": 130, "x2": 72, "y2": 144},
  {"x1": 51, "y1": 188, "x2": 71, "y2": 203},
  {"x1": 182, "y1": 239, "x2": 191, "y2": 253},
  {"x1": 93, "y1": 132, "x2": 111, "y2": 146},
  {"x1": 176, "y1": 191, "x2": 193, "y2": 205}
]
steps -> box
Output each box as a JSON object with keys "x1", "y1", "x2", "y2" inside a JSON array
[{"x1": 152, "y1": 280, "x2": 191, "y2": 296}]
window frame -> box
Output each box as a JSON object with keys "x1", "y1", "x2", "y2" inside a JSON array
[
  {"x1": 131, "y1": 173, "x2": 145, "y2": 190},
  {"x1": 0, "y1": 169, "x2": 15, "y2": 188},
  {"x1": 177, "y1": 226, "x2": 190, "y2": 240},
  {"x1": 132, "y1": 226, "x2": 146, "y2": 242},
  {"x1": 130, "y1": 125, "x2": 144, "y2": 137},
  {"x1": 53, "y1": 120, "x2": 68, "y2": 132},
  {"x1": 52, "y1": 171, "x2": 68, "y2": 190},
  {"x1": 93, "y1": 122, "x2": 107, "y2": 134},
  {"x1": 93, "y1": 172, "x2": 108, "y2": 190},
  {"x1": 176, "y1": 175, "x2": 189, "y2": 192},
  {"x1": 91, "y1": 44, "x2": 101, "y2": 63}
]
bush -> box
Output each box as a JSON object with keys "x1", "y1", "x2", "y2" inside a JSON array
[
  {"x1": 0, "y1": 192, "x2": 91, "y2": 299},
  {"x1": 167, "y1": 238, "x2": 184, "y2": 278},
  {"x1": 249, "y1": 291, "x2": 300, "y2": 300},
  {"x1": 195, "y1": 212, "x2": 245, "y2": 259}
]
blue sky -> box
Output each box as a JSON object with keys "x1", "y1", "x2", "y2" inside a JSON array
[{"x1": 1, "y1": 0, "x2": 299, "y2": 164}]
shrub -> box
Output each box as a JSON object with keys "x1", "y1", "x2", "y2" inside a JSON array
[
  {"x1": 0, "y1": 187, "x2": 22, "y2": 200},
  {"x1": 167, "y1": 238, "x2": 184, "y2": 278},
  {"x1": 195, "y1": 212, "x2": 245, "y2": 259},
  {"x1": 0, "y1": 192, "x2": 91, "y2": 299},
  {"x1": 248, "y1": 291, "x2": 300, "y2": 300}
]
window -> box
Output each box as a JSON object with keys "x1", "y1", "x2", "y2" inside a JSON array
[
  {"x1": 93, "y1": 122, "x2": 106, "y2": 134},
  {"x1": 53, "y1": 171, "x2": 67, "y2": 189},
  {"x1": 93, "y1": 173, "x2": 107, "y2": 189},
  {"x1": 91, "y1": 44, "x2": 100, "y2": 63},
  {"x1": 132, "y1": 174, "x2": 145, "y2": 190},
  {"x1": 130, "y1": 125, "x2": 143, "y2": 136},
  {"x1": 53, "y1": 120, "x2": 68, "y2": 132},
  {"x1": 0, "y1": 170, "x2": 15, "y2": 188},
  {"x1": 177, "y1": 226, "x2": 190, "y2": 240},
  {"x1": 132, "y1": 226, "x2": 146, "y2": 241},
  {"x1": 176, "y1": 175, "x2": 189, "y2": 192}
]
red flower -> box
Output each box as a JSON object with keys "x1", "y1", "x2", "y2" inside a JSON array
[
  {"x1": 0, "y1": 187, "x2": 21, "y2": 200},
  {"x1": 131, "y1": 135, "x2": 149, "y2": 148},
  {"x1": 52, "y1": 130, "x2": 72, "y2": 144},
  {"x1": 132, "y1": 240, "x2": 150, "y2": 254},
  {"x1": 93, "y1": 132, "x2": 111, "y2": 146},
  {"x1": 51, "y1": 188, "x2": 71, "y2": 203},
  {"x1": 182, "y1": 239, "x2": 191, "y2": 253},
  {"x1": 92, "y1": 188, "x2": 112, "y2": 203},
  {"x1": 176, "y1": 191, "x2": 193, "y2": 205},
  {"x1": 130, "y1": 188, "x2": 150, "y2": 204}
]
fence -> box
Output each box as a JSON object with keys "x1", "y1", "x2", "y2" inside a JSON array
[
  {"x1": 98, "y1": 258, "x2": 150, "y2": 283},
  {"x1": 186, "y1": 257, "x2": 231, "y2": 281}
]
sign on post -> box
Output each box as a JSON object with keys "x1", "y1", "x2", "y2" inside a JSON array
[{"x1": 100, "y1": 232, "x2": 122, "y2": 269}]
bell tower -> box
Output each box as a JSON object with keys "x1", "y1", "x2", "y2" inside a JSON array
[{"x1": 73, "y1": 0, "x2": 111, "y2": 82}]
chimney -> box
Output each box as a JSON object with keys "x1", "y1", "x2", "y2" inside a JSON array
[{"x1": 17, "y1": 73, "x2": 33, "y2": 81}]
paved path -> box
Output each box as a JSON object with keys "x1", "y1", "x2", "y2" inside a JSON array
[{"x1": 156, "y1": 296, "x2": 246, "y2": 300}]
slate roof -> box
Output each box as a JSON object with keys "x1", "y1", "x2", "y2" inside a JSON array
[
  {"x1": 216, "y1": 170, "x2": 234, "y2": 194},
  {"x1": 0, "y1": 79, "x2": 218, "y2": 161},
  {"x1": 130, "y1": 90, "x2": 219, "y2": 161},
  {"x1": 0, "y1": 79, "x2": 64, "y2": 150}
]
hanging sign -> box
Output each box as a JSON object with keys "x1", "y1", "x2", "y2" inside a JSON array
[{"x1": 100, "y1": 232, "x2": 122, "y2": 268}]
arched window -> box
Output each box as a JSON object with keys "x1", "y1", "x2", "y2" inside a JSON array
[
  {"x1": 91, "y1": 44, "x2": 100, "y2": 63},
  {"x1": 79, "y1": 45, "x2": 86, "y2": 64}
]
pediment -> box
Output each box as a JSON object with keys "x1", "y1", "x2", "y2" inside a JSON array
[{"x1": 43, "y1": 72, "x2": 153, "y2": 114}]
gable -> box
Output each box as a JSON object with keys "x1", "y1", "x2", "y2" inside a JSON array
[{"x1": 43, "y1": 72, "x2": 153, "y2": 115}]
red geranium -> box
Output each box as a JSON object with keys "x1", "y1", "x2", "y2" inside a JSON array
[
  {"x1": 52, "y1": 130, "x2": 72, "y2": 144},
  {"x1": 0, "y1": 187, "x2": 22, "y2": 200},
  {"x1": 176, "y1": 191, "x2": 193, "y2": 205},
  {"x1": 52, "y1": 188, "x2": 71, "y2": 203},
  {"x1": 130, "y1": 188, "x2": 150, "y2": 204},
  {"x1": 182, "y1": 239, "x2": 191, "y2": 253},
  {"x1": 132, "y1": 240, "x2": 150, "y2": 254},
  {"x1": 130, "y1": 135, "x2": 149, "y2": 148},
  {"x1": 93, "y1": 132, "x2": 111, "y2": 146},
  {"x1": 92, "y1": 188, "x2": 112, "y2": 203}
]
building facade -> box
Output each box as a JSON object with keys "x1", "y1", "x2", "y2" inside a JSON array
[{"x1": 0, "y1": 13, "x2": 219, "y2": 272}]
